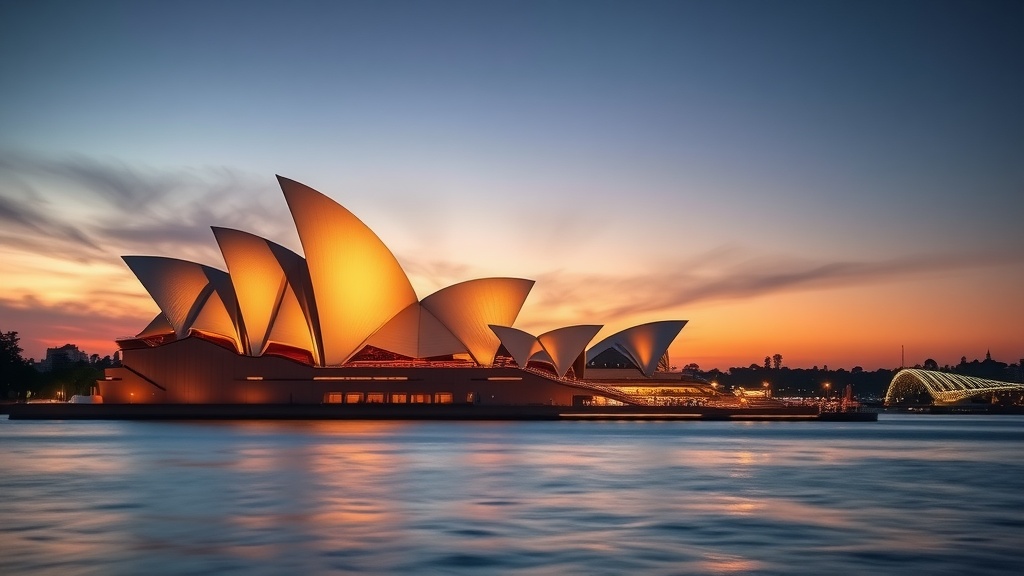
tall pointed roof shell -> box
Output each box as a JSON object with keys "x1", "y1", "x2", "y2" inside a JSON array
[
  {"x1": 211, "y1": 227, "x2": 321, "y2": 362},
  {"x1": 421, "y1": 278, "x2": 534, "y2": 367},
  {"x1": 278, "y1": 176, "x2": 418, "y2": 365}
]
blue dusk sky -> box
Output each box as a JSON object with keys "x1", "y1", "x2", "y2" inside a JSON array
[{"x1": 0, "y1": 0, "x2": 1021, "y2": 369}]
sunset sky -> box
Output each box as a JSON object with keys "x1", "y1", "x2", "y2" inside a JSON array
[{"x1": 1, "y1": 0, "x2": 1021, "y2": 370}]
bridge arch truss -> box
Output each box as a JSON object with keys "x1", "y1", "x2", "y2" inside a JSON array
[{"x1": 885, "y1": 368, "x2": 1024, "y2": 405}]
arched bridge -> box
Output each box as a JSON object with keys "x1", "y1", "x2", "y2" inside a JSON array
[{"x1": 885, "y1": 368, "x2": 1024, "y2": 406}]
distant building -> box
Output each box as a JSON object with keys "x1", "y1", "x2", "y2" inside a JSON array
[{"x1": 38, "y1": 344, "x2": 89, "y2": 372}]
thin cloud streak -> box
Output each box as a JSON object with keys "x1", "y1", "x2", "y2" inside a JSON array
[
  {"x1": 0, "y1": 150, "x2": 291, "y2": 266},
  {"x1": 529, "y1": 249, "x2": 1023, "y2": 324},
  {"x1": 0, "y1": 189, "x2": 102, "y2": 251}
]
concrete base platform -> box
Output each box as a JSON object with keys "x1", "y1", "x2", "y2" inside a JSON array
[{"x1": 6, "y1": 403, "x2": 877, "y2": 421}]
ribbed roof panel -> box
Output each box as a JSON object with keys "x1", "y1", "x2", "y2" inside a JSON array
[
  {"x1": 421, "y1": 278, "x2": 534, "y2": 366},
  {"x1": 537, "y1": 324, "x2": 602, "y2": 378},
  {"x1": 123, "y1": 256, "x2": 219, "y2": 339},
  {"x1": 212, "y1": 227, "x2": 288, "y2": 355},
  {"x1": 279, "y1": 176, "x2": 418, "y2": 365},
  {"x1": 489, "y1": 325, "x2": 542, "y2": 369},
  {"x1": 586, "y1": 320, "x2": 687, "y2": 376}
]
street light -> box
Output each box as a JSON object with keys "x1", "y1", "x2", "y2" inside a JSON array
[{"x1": 823, "y1": 382, "x2": 831, "y2": 400}]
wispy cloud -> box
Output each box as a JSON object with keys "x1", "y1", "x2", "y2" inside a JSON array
[
  {"x1": 0, "y1": 150, "x2": 293, "y2": 265},
  {"x1": 525, "y1": 247, "x2": 1023, "y2": 325},
  {"x1": 0, "y1": 184, "x2": 103, "y2": 251}
]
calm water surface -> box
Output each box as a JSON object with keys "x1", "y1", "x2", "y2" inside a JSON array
[{"x1": 1, "y1": 414, "x2": 1022, "y2": 575}]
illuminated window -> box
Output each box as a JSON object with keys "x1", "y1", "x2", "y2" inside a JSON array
[
  {"x1": 345, "y1": 392, "x2": 364, "y2": 404},
  {"x1": 390, "y1": 393, "x2": 407, "y2": 403},
  {"x1": 410, "y1": 394, "x2": 431, "y2": 404},
  {"x1": 366, "y1": 392, "x2": 385, "y2": 403},
  {"x1": 434, "y1": 392, "x2": 453, "y2": 404},
  {"x1": 466, "y1": 392, "x2": 475, "y2": 403},
  {"x1": 324, "y1": 392, "x2": 343, "y2": 404}
]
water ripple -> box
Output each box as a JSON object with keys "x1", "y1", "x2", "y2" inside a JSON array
[{"x1": 1, "y1": 414, "x2": 1022, "y2": 574}]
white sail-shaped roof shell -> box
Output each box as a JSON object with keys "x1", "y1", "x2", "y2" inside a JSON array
[
  {"x1": 280, "y1": 176, "x2": 418, "y2": 365},
  {"x1": 124, "y1": 256, "x2": 211, "y2": 338},
  {"x1": 490, "y1": 325, "x2": 544, "y2": 369},
  {"x1": 421, "y1": 278, "x2": 535, "y2": 367},
  {"x1": 212, "y1": 227, "x2": 321, "y2": 362},
  {"x1": 537, "y1": 325, "x2": 602, "y2": 378},
  {"x1": 123, "y1": 256, "x2": 243, "y2": 352},
  {"x1": 586, "y1": 320, "x2": 687, "y2": 377},
  {"x1": 366, "y1": 302, "x2": 467, "y2": 359}
]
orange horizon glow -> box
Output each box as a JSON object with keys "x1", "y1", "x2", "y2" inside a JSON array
[
  {"x1": 2, "y1": 173, "x2": 1021, "y2": 372},
  {"x1": 6, "y1": 250, "x2": 1021, "y2": 371}
]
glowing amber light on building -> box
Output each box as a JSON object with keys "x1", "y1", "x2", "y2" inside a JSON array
[
  {"x1": 109, "y1": 175, "x2": 693, "y2": 407},
  {"x1": 280, "y1": 175, "x2": 418, "y2": 365}
]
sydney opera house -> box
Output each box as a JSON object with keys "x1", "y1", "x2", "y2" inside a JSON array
[{"x1": 98, "y1": 176, "x2": 728, "y2": 410}]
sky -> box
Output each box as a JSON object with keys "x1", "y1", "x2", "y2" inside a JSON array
[{"x1": 1, "y1": 0, "x2": 1021, "y2": 370}]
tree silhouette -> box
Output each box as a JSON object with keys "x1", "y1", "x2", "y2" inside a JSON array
[
  {"x1": 764, "y1": 356, "x2": 771, "y2": 370},
  {"x1": 772, "y1": 354, "x2": 783, "y2": 370},
  {"x1": 923, "y1": 358, "x2": 939, "y2": 370},
  {"x1": 1, "y1": 331, "x2": 35, "y2": 399}
]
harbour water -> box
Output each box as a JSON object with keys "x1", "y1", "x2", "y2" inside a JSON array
[{"x1": 1, "y1": 414, "x2": 1021, "y2": 574}]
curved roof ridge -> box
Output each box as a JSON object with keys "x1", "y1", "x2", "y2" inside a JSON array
[
  {"x1": 489, "y1": 325, "x2": 543, "y2": 368},
  {"x1": 278, "y1": 175, "x2": 418, "y2": 365},
  {"x1": 537, "y1": 324, "x2": 603, "y2": 378},
  {"x1": 586, "y1": 320, "x2": 687, "y2": 376},
  {"x1": 421, "y1": 277, "x2": 535, "y2": 366},
  {"x1": 211, "y1": 226, "x2": 322, "y2": 363},
  {"x1": 123, "y1": 256, "x2": 243, "y2": 345}
]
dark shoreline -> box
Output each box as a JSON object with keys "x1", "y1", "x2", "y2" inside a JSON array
[{"x1": 5, "y1": 403, "x2": 878, "y2": 421}]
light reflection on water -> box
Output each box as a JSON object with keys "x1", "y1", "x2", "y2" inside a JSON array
[{"x1": 1, "y1": 414, "x2": 1022, "y2": 574}]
